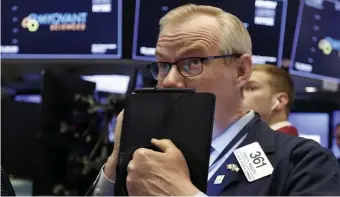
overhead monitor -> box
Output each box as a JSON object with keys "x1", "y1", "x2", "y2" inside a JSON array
[
  {"x1": 1, "y1": 0, "x2": 122, "y2": 59},
  {"x1": 132, "y1": 0, "x2": 287, "y2": 66},
  {"x1": 332, "y1": 110, "x2": 340, "y2": 158},
  {"x1": 290, "y1": 0, "x2": 340, "y2": 82},
  {"x1": 288, "y1": 112, "x2": 329, "y2": 148}
]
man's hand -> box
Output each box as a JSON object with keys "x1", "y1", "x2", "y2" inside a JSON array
[
  {"x1": 104, "y1": 110, "x2": 124, "y2": 182},
  {"x1": 126, "y1": 139, "x2": 200, "y2": 196}
]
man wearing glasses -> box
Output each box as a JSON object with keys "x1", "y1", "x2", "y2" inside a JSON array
[{"x1": 90, "y1": 4, "x2": 340, "y2": 196}]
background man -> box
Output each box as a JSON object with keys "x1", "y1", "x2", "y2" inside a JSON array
[
  {"x1": 90, "y1": 4, "x2": 340, "y2": 196},
  {"x1": 335, "y1": 123, "x2": 340, "y2": 165},
  {"x1": 243, "y1": 64, "x2": 298, "y2": 136}
]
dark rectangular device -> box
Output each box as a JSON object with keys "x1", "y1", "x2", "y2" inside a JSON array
[{"x1": 114, "y1": 89, "x2": 215, "y2": 195}]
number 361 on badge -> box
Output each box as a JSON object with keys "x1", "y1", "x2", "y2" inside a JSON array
[{"x1": 234, "y1": 142, "x2": 274, "y2": 182}]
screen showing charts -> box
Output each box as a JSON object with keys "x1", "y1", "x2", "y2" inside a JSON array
[
  {"x1": 290, "y1": 0, "x2": 340, "y2": 81},
  {"x1": 289, "y1": 112, "x2": 329, "y2": 148},
  {"x1": 132, "y1": 0, "x2": 287, "y2": 66},
  {"x1": 1, "y1": 0, "x2": 122, "y2": 59}
]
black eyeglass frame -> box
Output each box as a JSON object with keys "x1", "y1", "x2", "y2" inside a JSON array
[{"x1": 147, "y1": 54, "x2": 243, "y2": 80}]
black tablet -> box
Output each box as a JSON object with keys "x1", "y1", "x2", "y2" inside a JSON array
[{"x1": 115, "y1": 88, "x2": 215, "y2": 195}]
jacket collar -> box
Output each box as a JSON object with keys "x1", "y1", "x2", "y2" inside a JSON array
[
  {"x1": 241, "y1": 113, "x2": 277, "y2": 154},
  {"x1": 270, "y1": 121, "x2": 292, "y2": 131}
]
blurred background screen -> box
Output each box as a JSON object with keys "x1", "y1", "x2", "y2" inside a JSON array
[
  {"x1": 1, "y1": 0, "x2": 122, "y2": 59},
  {"x1": 289, "y1": 112, "x2": 329, "y2": 148},
  {"x1": 290, "y1": 0, "x2": 340, "y2": 82},
  {"x1": 132, "y1": 0, "x2": 287, "y2": 66},
  {"x1": 1, "y1": 0, "x2": 340, "y2": 195},
  {"x1": 82, "y1": 75, "x2": 131, "y2": 94}
]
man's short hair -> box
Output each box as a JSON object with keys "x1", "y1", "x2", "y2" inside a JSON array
[
  {"x1": 253, "y1": 64, "x2": 295, "y2": 114},
  {"x1": 336, "y1": 123, "x2": 340, "y2": 129}
]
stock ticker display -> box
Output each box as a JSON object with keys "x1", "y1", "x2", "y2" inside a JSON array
[
  {"x1": 290, "y1": 0, "x2": 340, "y2": 81},
  {"x1": 132, "y1": 0, "x2": 287, "y2": 66},
  {"x1": 1, "y1": 0, "x2": 122, "y2": 59}
]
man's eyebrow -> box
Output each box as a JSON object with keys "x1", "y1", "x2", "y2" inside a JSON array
[
  {"x1": 176, "y1": 43, "x2": 207, "y2": 58},
  {"x1": 155, "y1": 43, "x2": 208, "y2": 62}
]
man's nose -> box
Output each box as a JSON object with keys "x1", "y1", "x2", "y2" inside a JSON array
[{"x1": 159, "y1": 66, "x2": 186, "y2": 88}]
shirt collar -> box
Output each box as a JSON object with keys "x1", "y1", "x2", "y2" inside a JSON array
[
  {"x1": 270, "y1": 121, "x2": 291, "y2": 131},
  {"x1": 211, "y1": 110, "x2": 255, "y2": 154}
]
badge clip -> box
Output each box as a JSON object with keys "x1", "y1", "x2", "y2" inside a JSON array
[{"x1": 226, "y1": 164, "x2": 240, "y2": 172}]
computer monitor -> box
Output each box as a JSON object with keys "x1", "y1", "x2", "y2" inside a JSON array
[
  {"x1": 82, "y1": 75, "x2": 131, "y2": 94},
  {"x1": 132, "y1": 0, "x2": 287, "y2": 66},
  {"x1": 82, "y1": 70, "x2": 142, "y2": 143},
  {"x1": 1, "y1": 0, "x2": 122, "y2": 59},
  {"x1": 290, "y1": 0, "x2": 340, "y2": 82},
  {"x1": 38, "y1": 70, "x2": 97, "y2": 193},
  {"x1": 332, "y1": 110, "x2": 340, "y2": 158},
  {"x1": 40, "y1": 69, "x2": 96, "y2": 140},
  {"x1": 289, "y1": 112, "x2": 329, "y2": 148}
]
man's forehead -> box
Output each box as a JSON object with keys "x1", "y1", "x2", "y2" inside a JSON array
[
  {"x1": 250, "y1": 71, "x2": 270, "y2": 81},
  {"x1": 155, "y1": 42, "x2": 206, "y2": 58},
  {"x1": 155, "y1": 37, "x2": 215, "y2": 61},
  {"x1": 156, "y1": 24, "x2": 221, "y2": 59},
  {"x1": 161, "y1": 14, "x2": 220, "y2": 33},
  {"x1": 247, "y1": 71, "x2": 273, "y2": 88}
]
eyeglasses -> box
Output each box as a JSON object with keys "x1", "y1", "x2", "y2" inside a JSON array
[{"x1": 147, "y1": 54, "x2": 242, "y2": 80}]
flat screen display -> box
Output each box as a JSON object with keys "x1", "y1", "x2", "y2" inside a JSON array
[
  {"x1": 332, "y1": 110, "x2": 340, "y2": 158},
  {"x1": 290, "y1": 0, "x2": 340, "y2": 82},
  {"x1": 289, "y1": 112, "x2": 329, "y2": 148},
  {"x1": 1, "y1": 0, "x2": 122, "y2": 59},
  {"x1": 82, "y1": 74, "x2": 130, "y2": 94},
  {"x1": 132, "y1": 0, "x2": 287, "y2": 66}
]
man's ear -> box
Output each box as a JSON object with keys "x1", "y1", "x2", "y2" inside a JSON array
[
  {"x1": 275, "y1": 92, "x2": 289, "y2": 111},
  {"x1": 236, "y1": 54, "x2": 252, "y2": 89}
]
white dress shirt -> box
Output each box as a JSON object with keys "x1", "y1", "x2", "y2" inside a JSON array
[{"x1": 92, "y1": 111, "x2": 255, "y2": 196}]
